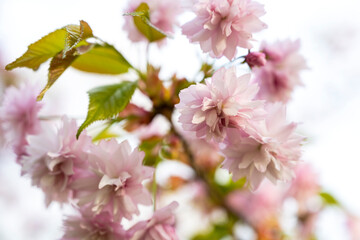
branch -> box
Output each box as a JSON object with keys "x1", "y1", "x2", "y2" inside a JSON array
[{"x1": 170, "y1": 125, "x2": 253, "y2": 229}]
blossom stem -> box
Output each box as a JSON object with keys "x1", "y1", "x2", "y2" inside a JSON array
[
  {"x1": 152, "y1": 169, "x2": 157, "y2": 211},
  {"x1": 38, "y1": 115, "x2": 85, "y2": 121},
  {"x1": 170, "y1": 125, "x2": 252, "y2": 230}
]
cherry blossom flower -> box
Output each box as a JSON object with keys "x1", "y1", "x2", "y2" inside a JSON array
[
  {"x1": 134, "y1": 115, "x2": 170, "y2": 141},
  {"x1": 72, "y1": 139, "x2": 154, "y2": 221},
  {"x1": 286, "y1": 163, "x2": 320, "y2": 207},
  {"x1": 189, "y1": 138, "x2": 223, "y2": 170},
  {"x1": 221, "y1": 103, "x2": 303, "y2": 190},
  {"x1": 123, "y1": 0, "x2": 182, "y2": 44},
  {"x1": 0, "y1": 83, "x2": 42, "y2": 159},
  {"x1": 22, "y1": 117, "x2": 92, "y2": 206},
  {"x1": 227, "y1": 181, "x2": 281, "y2": 226},
  {"x1": 62, "y1": 206, "x2": 126, "y2": 240},
  {"x1": 127, "y1": 201, "x2": 179, "y2": 240},
  {"x1": 182, "y1": 0, "x2": 267, "y2": 60},
  {"x1": 253, "y1": 39, "x2": 307, "y2": 102},
  {"x1": 347, "y1": 215, "x2": 360, "y2": 240},
  {"x1": 176, "y1": 66, "x2": 263, "y2": 142}
]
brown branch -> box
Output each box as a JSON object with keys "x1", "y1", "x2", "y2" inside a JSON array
[{"x1": 170, "y1": 125, "x2": 253, "y2": 229}]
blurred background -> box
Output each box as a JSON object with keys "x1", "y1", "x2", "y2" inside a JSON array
[{"x1": 0, "y1": 0, "x2": 359, "y2": 239}]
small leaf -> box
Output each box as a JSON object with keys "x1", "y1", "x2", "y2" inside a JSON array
[
  {"x1": 37, "y1": 48, "x2": 78, "y2": 100},
  {"x1": 139, "y1": 137, "x2": 163, "y2": 166},
  {"x1": 127, "y1": 3, "x2": 167, "y2": 42},
  {"x1": 71, "y1": 44, "x2": 132, "y2": 74},
  {"x1": 5, "y1": 28, "x2": 67, "y2": 71},
  {"x1": 92, "y1": 123, "x2": 119, "y2": 142},
  {"x1": 64, "y1": 20, "x2": 93, "y2": 57},
  {"x1": 77, "y1": 81, "x2": 138, "y2": 138},
  {"x1": 192, "y1": 224, "x2": 232, "y2": 240},
  {"x1": 319, "y1": 192, "x2": 341, "y2": 206}
]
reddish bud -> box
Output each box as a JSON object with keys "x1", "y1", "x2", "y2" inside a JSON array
[{"x1": 245, "y1": 51, "x2": 267, "y2": 68}]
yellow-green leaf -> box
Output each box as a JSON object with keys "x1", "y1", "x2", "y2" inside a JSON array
[
  {"x1": 5, "y1": 28, "x2": 67, "y2": 71},
  {"x1": 64, "y1": 20, "x2": 93, "y2": 57},
  {"x1": 37, "y1": 49, "x2": 78, "y2": 100},
  {"x1": 77, "y1": 81, "x2": 138, "y2": 138},
  {"x1": 128, "y1": 2, "x2": 167, "y2": 42},
  {"x1": 71, "y1": 44, "x2": 132, "y2": 74},
  {"x1": 319, "y1": 192, "x2": 341, "y2": 206}
]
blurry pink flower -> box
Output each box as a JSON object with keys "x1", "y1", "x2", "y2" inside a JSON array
[
  {"x1": 176, "y1": 66, "x2": 263, "y2": 142},
  {"x1": 253, "y1": 39, "x2": 307, "y2": 102},
  {"x1": 123, "y1": 0, "x2": 182, "y2": 44},
  {"x1": 227, "y1": 181, "x2": 281, "y2": 225},
  {"x1": 72, "y1": 139, "x2": 154, "y2": 221},
  {"x1": 245, "y1": 51, "x2": 266, "y2": 68},
  {"x1": 182, "y1": 0, "x2": 267, "y2": 60},
  {"x1": 347, "y1": 215, "x2": 360, "y2": 240},
  {"x1": 190, "y1": 138, "x2": 223, "y2": 170},
  {"x1": 22, "y1": 117, "x2": 92, "y2": 206},
  {"x1": 128, "y1": 201, "x2": 179, "y2": 240},
  {"x1": 0, "y1": 121, "x2": 5, "y2": 147},
  {"x1": 286, "y1": 163, "x2": 320, "y2": 206},
  {"x1": 62, "y1": 206, "x2": 126, "y2": 240},
  {"x1": 221, "y1": 103, "x2": 303, "y2": 190},
  {"x1": 134, "y1": 115, "x2": 170, "y2": 141},
  {"x1": 0, "y1": 83, "x2": 42, "y2": 159}
]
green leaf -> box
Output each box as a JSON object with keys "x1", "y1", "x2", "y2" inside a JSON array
[
  {"x1": 192, "y1": 224, "x2": 232, "y2": 240},
  {"x1": 319, "y1": 192, "x2": 341, "y2": 206},
  {"x1": 37, "y1": 48, "x2": 78, "y2": 100},
  {"x1": 5, "y1": 28, "x2": 67, "y2": 71},
  {"x1": 217, "y1": 177, "x2": 246, "y2": 195},
  {"x1": 77, "y1": 81, "x2": 138, "y2": 138},
  {"x1": 139, "y1": 137, "x2": 163, "y2": 166},
  {"x1": 92, "y1": 123, "x2": 119, "y2": 142},
  {"x1": 71, "y1": 44, "x2": 132, "y2": 74},
  {"x1": 127, "y1": 2, "x2": 167, "y2": 42},
  {"x1": 64, "y1": 20, "x2": 93, "y2": 57}
]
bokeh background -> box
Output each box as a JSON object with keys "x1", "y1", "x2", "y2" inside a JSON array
[{"x1": 0, "y1": 0, "x2": 359, "y2": 239}]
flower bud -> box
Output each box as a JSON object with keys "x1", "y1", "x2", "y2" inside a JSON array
[{"x1": 245, "y1": 51, "x2": 267, "y2": 68}]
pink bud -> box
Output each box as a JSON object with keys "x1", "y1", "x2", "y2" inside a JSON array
[{"x1": 245, "y1": 52, "x2": 267, "y2": 68}]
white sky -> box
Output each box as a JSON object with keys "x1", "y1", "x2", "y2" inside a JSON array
[{"x1": 0, "y1": 0, "x2": 360, "y2": 239}]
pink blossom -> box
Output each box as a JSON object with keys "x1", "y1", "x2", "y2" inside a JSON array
[
  {"x1": 253, "y1": 39, "x2": 307, "y2": 102},
  {"x1": 176, "y1": 66, "x2": 264, "y2": 142},
  {"x1": 62, "y1": 206, "x2": 127, "y2": 240},
  {"x1": 347, "y1": 215, "x2": 360, "y2": 240},
  {"x1": 72, "y1": 139, "x2": 154, "y2": 221},
  {"x1": 123, "y1": 0, "x2": 182, "y2": 44},
  {"x1": 227, "y1": 181, "x2": 281, "y2": 226},
  {"x1": 286, "y1": 163, "x2": 320, "y2": 207},
  {"x1": 245, "y1": 51, "x2": 266, "y2": 68},
  {"x1": 221, "y1": 103, "x2": 303, "y2": 190},
  {"x1": 0, "y1": 83, "x2": 42, "y2": 159},
  {"x1": 134, "y1": 115, "x2": 170, "y2": 140},
  {"x1": 182, "y1": 0, "x2": 267, "y2": 60},
  {"x1": 21, "y1": 117, "x2": 92, "y2": 206},
  {"x1": 127, "y1": 201, "x2": 179, "y2": 240},
  {"x1": 189, "y1": 138, "x2": 223, "y2": 170}
]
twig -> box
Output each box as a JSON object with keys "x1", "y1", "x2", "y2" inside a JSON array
[{"x1": 170, "y1": 125, "x2": 252, "y2": 229}]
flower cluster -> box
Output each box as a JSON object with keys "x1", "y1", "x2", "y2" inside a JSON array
[
  {"x1": 22, "y1": 117, "x2": 92, "y2": 205},
  {"x1": 3, "y1": 0, "x2": 354, "y2": 239},
  {"x1": 176, "y1": 66, "x2": 263, "y2": 141},
  {"x1": 0, "y1": 83, "x2": 42, "y2": 160},
  {"x1": 177, "y1": 67, "x2": 303, "y2": 190},
  {"x1": 182, "y1": 0, "x2": 267, "y2": 59},
  {"x1": 0, "y1": 82, "x2": 178, "y2": 238}
]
